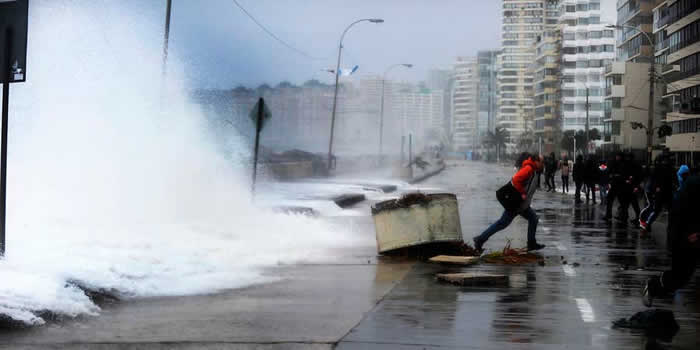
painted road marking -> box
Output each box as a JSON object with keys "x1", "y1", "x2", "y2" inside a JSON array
[
  {"x1": 563, "y1": 265, "x2": 576, "y2": 277},
  {"x1": 556, "y1": 242, "x2": 568, "y2": 251},
  {"x1": 576, "y1": 298, "x2": 596, "y2": 323}
]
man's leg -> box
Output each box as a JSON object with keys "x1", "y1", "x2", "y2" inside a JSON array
[
  {"x1": 640, "y1": 192, "x2": 652, "y2": 222},
  {"x1": 550, "y1": 175, "x2": 556, "y2": 192},
  {"x1": 520, "y1": 207, "x2": 543, "y2": 249},
  {"x1": 575, "y1": 181, "x2": 583, "y2": 203},
  {"x1": 605, "y1": 186, "x2": 617, "y2": 219},
  {"x1": 474, "y1": 210, "x2": 516, "y2": 248}
]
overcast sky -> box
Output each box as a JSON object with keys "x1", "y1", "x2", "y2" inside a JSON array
[{"x1": 164, "y1": 0, "x2": 618, "y2": 89}]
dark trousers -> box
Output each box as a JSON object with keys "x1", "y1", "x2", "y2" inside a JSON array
[
  {"x1": 475, "y1": 207, "x2": 539, "y2": 246},
  {"x1": 548, "y1": 174, "x2": 556, "y2": 191},
  {"x1": 585, "y1": 182, "x2": 596, "y2": 203},
  {"x1": 575, "y1": 181, "x2": 584, "y2": 202},
  {"x1": 561, "y1": 176, "x2": 569, "y2": 193},
  {"x1": 605, "y1": 184, "x2": 622, "y2": 217},
  {"x1": 620, "y1": 188, "x2": 641, "y2": 220},
  {"x1": 649, "y1": 239, "x2": 698, "y2": 297}
]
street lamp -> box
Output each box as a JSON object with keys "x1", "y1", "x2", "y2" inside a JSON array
[
  {"x1": 327, "y1": 18, "x2": 384, "y2": 171},
  {"x1": 379, "y1": 63, "x2": 412, "y2": 159},
  {"x1": 606, "y1": 24, "x2": 655, "y2": 168}
]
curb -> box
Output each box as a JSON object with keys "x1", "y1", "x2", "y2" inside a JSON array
[{"x1": 409, "y1": 165, "x2": 446, "y2": 184}]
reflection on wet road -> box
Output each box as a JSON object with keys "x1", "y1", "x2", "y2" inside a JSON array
[{"x1": 339, "y1": 162, "x2": 699, "y2": 350}]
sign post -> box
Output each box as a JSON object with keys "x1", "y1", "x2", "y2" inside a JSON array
[
  {"x1": 0, "y1": 0, "x2": 29, "y2": 257},
  {"x1": 249, "y1": 98, "x2": 271, "y2": 196}
]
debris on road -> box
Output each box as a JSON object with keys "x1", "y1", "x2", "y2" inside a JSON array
[
  {"x1": 481, "y1": 241, "x2": 543, "y2": 265},
  {"x1": 436, "y1": 273, "x2": 509, "y2": 286},
  {"x1": 613, "y1": 309, "x2": 680, "y2": 342},
  {"x1": 429, "y1": 255, "x2": 479, "y2": 266}
]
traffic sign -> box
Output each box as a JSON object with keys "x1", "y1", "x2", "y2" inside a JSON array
[
  {"x1": 0, "y1": 0, "x2": 28, "y2": 83},
  {"x1": 249, "y1": 98, "x2": 271, "y2": 131}
]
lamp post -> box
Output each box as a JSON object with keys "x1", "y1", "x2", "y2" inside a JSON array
[
  {"x1": 379, "y1": 63, "x2": 412, "y2": 159},
  {"x1": 607, "y1": 24, "x2": 655, "y2": 167},
  {"x1": 327, "y1": 18, "x2": 384, "y2": 171}
]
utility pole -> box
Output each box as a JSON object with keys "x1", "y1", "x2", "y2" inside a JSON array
[
  {"x1": 585, "y1": 87, "x2": 589, "y2": 156},
  {"x1": 647, "y1": 63, "x2": 655, "y2": 168}
]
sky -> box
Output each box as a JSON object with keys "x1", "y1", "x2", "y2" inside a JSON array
[{"x1": 163, "y1": 0, "x2": 618, "y2": 89}]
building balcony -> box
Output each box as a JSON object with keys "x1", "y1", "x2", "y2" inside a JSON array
[{"x1": 605, "y1": 85, "x2": 625, "y2": 98}]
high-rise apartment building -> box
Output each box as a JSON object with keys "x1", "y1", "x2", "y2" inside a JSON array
[
  {"x1": 558, "y1": 0, "x2": 615, "y2": 134},
  {"x1": 477, "y1": 50, "x2": 501, "y2": 143},
  {"x1": 499, "y1": 0, "x2": 545, "y2": 146},
  {"x1": 533, "y1": 29, "x2": 561, "y2": 154},
  {"x1": 656, "y1": 0, "x2": 700, "y2": 167},
  {"x1": 617, "y1": 0, "x2": 658, "y2": 63},
  {"x1": 531, "y1": 0, "x2": 561, "y2": 154},
  {"x1": 452, "y1": 56, "x2": 479, "y2": 152}
]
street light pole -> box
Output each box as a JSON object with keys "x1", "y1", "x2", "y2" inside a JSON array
[
  {"x1": 608, "y1": 24, "x2": 655, "y2": 167},
  {"x1": 379, "y1": 63, "x2": 412, "y2": 159},
  {"x1": 162, "y1": 0, "x2": 172, "y2": 80},
  {"x1": 585, "y1": 87, "x2": 589, "y2": 156},
  {"x1": 327, "y1": 18, "x2": 384, "y2": 171}
]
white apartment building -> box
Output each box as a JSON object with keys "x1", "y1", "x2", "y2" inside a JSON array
[
  {"x1": 393, "y1": 87, "x2": 444, "y2": 149},
  {"x1": 558, "y1": 0, "x2": 615, "y2": 133},
  {"x1": 499, "y1": 0, "x2": 545, "y2": 146},
  {"x1": 452, "y1": 56, "x2": 479, "y2": 152}
]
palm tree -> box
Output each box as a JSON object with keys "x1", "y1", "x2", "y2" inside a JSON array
[{"x1": 484, "y1": 127, "x2": 508, "y2": 162}]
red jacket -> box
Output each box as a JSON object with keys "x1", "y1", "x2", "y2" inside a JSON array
[{"x1": 512, "y1": 159, "x2": 537, "y2": 194}]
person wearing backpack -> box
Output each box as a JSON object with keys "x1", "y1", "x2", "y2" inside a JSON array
[{"x1": 473, "y1": 153, "x2": 546, "y2": 252}]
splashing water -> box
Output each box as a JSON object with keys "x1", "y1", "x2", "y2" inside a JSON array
[{"x1": 0, "y1": 1, "x2": 367, "y2": 325}]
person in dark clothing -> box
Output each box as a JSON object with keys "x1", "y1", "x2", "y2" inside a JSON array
[
  {"x1": 619, "y1": 153, "x2": 643, "y2": 223},
  {"x1": 598, "y1": 161, "x2": 610, "y2": 205},
  {"x1": 573, "y1": 155, "x2": 585, "y2": 204},
  {"x1": 544, "y1": 152, "x2": 557, "y2": 192},
  {"x1": 639, "y1": 156, "x2": 675, "y2": 231},
  {"x1": 603, "y1": 153, "x2": 625, "y2": 221},
  {"x1": 583, "y1": 155, "x2": 599, "y2": 204},
  {"x1": 473, "y1": 153, "x2": 546, "y2": 252},
  {"x1": 642, "y1": 173, "x2": 699, "y2": 307},
  {"x1": 560, "y1": 156, "x2": 570, "y2": 193}
]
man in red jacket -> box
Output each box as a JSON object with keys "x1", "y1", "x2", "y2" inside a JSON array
[{"x1": 473, "y1": 153, "x2": 546, "y2": 252}]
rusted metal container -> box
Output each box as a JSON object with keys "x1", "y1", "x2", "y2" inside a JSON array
[{"x1": 371, "y1": 193, "x2": 463, "y2": 254}]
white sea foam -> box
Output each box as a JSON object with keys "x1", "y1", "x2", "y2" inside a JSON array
[{"x1": 0, "y1": 1, "x2": 367, "y2": 325}]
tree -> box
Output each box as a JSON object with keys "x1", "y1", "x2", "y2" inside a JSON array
[
  {"x1": 485, "y1": 127, "x2": 509, "y2": 161},
  {"x1": 517, "y1": 129, "x2": 535, "y2": 153},
  {"x1": 658, "y1": 124, "x2": 672, "y2": 138},
  {"x1": 560, "y1": 130, "x2": 575, "y2": 155}
]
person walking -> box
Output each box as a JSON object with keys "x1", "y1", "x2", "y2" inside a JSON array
[
  {"x1": 573, "y1": 155, "x2": 585, "y2": 204},
  {"x1": 603, "y1": 153, "x2": 625, "y2": 221},
  {"x1": 473, "y1": 153, "x2": 546, "y2": 252},
  {"x1": 560, "y1": 156, "x2": 570, "y2": 193},
  {"x1": 639, "y1": 156, "x2": 675, "y2": 231},
  {"x1": 598, "y1": 160, "x2": 610, "y2": 205},
  {"x1": 545, "y1": 152, "x2": 557, "y2": 192},
  {"x1": 619, "y1": 153, "x2": 643, "y2": 224},
  {"x1": 642, "y1": 172, "x2": 699, "y2": 307},
  {"x1": 584, "y1": 155, "x2": 599, "y2": 204}
]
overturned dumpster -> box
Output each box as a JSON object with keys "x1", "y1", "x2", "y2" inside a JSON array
[{"x1": 371, "y1": 193, "x2": 463, "y2": 255}]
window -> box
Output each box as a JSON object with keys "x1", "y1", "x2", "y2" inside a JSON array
[
  {"x1": 589, "y1": 31, "x2": 602, "y2": 39},
  {"x1": 564, "y1": 32, "x2": 575, "y2": 40},
  {"x1": 577, "y1": 4, "x2": 588, "y2": 11}
]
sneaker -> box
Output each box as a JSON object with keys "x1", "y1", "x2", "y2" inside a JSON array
[
  {"x1": 527, "y1": 242, "x2": 546, "y2": 251},
  {"x1": 642, "y1": 279, "x2": 653, "y2": 307},
  {"x1": 473, "y1": 237, "x2": 484, "y2": 253}
]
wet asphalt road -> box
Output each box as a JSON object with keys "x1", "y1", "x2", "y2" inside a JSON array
[
  {"x1": 338, "y1": 161, "x2": 699, "y2": 350},
  {"x1": 1, "y1": 161, "x2": 698, "y2": 349}
]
